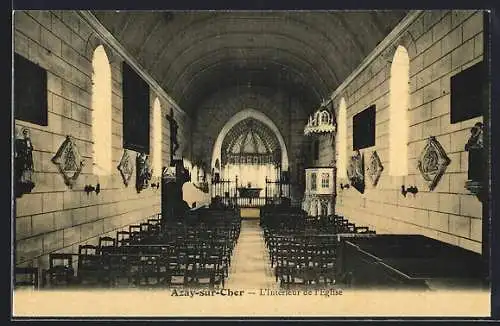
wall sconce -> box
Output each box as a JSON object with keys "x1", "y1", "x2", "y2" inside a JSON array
[
  {"x1": 401, "y1": 185, "x2": 418, "y2": 197},
  {"x1": 84, "y1": 183, "x2": 100, "y2": 195},
  {"x1": 340, "y1": 183, "x2": 350, "y2": 190},
  {"x1": 150, "y1": 182, "x2": 160, "y2": 190}
]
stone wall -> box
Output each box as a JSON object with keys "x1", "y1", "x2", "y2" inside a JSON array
[
  {"x1": 13, "y1": 10, "x2": 191, "y2": 270},
  {"x1": 323, "y1": 10, "x2": 485, "y2": 253}
]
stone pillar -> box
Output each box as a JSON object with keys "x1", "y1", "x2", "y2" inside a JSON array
[{"x1": 327, "y1": 199, "x2": 333, "y2": 216}]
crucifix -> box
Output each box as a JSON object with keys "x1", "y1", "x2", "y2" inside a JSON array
[{"x1": 166, "y1": 108, "x2": 180, "y2": 163}]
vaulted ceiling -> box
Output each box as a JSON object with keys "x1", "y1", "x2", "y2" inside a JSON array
[{"x1": 92, "y1": 10, "x2": 408, "y2": 116}]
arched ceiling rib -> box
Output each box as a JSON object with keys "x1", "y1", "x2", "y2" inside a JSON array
[{"x1": 92, "y1": 10, "x2": 408, "y2": 115}]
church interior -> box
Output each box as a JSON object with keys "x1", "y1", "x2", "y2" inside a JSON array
[{"x1": 12, "y1": 10, "x2": 490, "y2": 293}]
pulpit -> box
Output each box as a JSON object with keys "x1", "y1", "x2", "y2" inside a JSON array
[
  {"x1": 302, "y1": 167, "x2": 334, "y2": 217},
  {"x1": 162, "y1": 159, "x2": 191, "y2": 223}
]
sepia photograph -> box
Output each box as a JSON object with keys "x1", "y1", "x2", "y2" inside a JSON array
[{"x1": 11, "y1": 9, "x2": 493, "y2": 318}]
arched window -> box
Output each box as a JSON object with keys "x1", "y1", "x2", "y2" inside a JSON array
[
  {"x1": 389, "y1": 45, "x2": 410, "y2": 176},
  {"x1": 91, "y1": 45, "x2": 112, "y2": 176},
  {"x1": 336, "y1": 98, "x2": 347, "y2": 179},
  {"x1": 152, "y1": 97, "x2": 162, "y2": 177}
]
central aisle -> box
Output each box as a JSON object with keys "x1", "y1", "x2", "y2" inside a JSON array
[{"x1": 225, "y1": 219, "x2": 278, "y2": 290}]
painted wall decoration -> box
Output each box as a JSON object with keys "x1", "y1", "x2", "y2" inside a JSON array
[
  {"x1": 14, "y1": 127, "x2": 35, "y2": 197},
  {"x1": 117, "y1": 150, "x2": 134, "y2": 186},
  {"x1": 464, "y1": 122, "x2": 484, "y2": 199},
  {"x1": 136, "y1": 152, "x2": 152, "y2": 193},
  {"x1": 367, "y1": 150, "x2": 384, "y2": 187},
  {"x1": 52, "y1": 135, "x2": 85, "y2": 188},
  {"x1": 417, "y1": 136, "x2": 451, "y2": 191},
  {"x1": 347, "y1": 150, "x2": 365, "y2": 194}
]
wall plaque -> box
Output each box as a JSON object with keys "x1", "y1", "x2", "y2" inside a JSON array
[
  {"x1": 417, "y1": 136, "x2": 451, "y2": 191},
  {"x1": 367, "y1": 150, "x2": 384, "y2": 187},
  {"x1": 117, "y1": 149, "x2": 134, "y2": 186},
  {"x1": 52, "y1": 136, "x2": 85, "y2": 187}
]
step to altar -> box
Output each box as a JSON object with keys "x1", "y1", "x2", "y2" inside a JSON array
[{"x1": 240, "y1": 208, "x2": 260, "y2": 219}]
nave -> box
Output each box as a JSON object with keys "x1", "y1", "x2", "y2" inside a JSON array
[
  {"x1": 225, "y1": 219, "x2": 276, "y2": 290},
  {"x1": 12, "y1": 10, "x2": 491, "y2": 316},
  {"x1": 15, "y1": 203, "x2": 486, "y2": 291}
]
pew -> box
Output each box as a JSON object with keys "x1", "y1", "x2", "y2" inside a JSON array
[{"x1": 337, "y1": 234, "x2": 486, "y2": 290}]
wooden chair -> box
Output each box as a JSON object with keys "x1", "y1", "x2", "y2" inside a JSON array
[
  {"x1": 148, "y1": 218, "x2": 160, "y2": 226},
  {"x1": 98, "y1": 236, "x2": 116, "y2": 255},
  {"x1": 14, "y1": 267, "x2": 39, "y2": 290},
  {"x1": 77, "y1": 245, "x2": 105, "y2": 287},
  {"x1": 129, "y1": 225, "x2": 142, "y2": 243},
  {"x1": 104, "y1": 253, "x2": 130, "y2": 288},
  {"x1": 156, "y1": 256, "x2": 175, "y2": 287},
  {"x1": 195, "y1": 254, "x2": 223, "y2": 289},
  {"x1": 275, "y1": 244, "x2": 292, "y2": 284},
  {"x1": 355, "y1": 226, "x2": 374, "y2": 234},
  {"x1": 116, "y1": 231, "x2": 131, "y2": 247},
  {"x1": 132, "y1": 254, "x2": 161, "y2": 287},
  {"x1": 44, "y1": 253, "x2": 77, "y2": 288},
  {"x1": 163, "y1": 255, "x2": 186, "y2": 287}
]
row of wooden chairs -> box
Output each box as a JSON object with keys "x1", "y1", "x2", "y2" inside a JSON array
[
  {"x1": 263, "y1": 216, "x2": 374, "y2": 243},
  {"x1": 15, "y1": 210, "x2": 242, "y2": 290},
  {"x1": 43, "y1": 248, "x2": 229, "y2": 289},
  {"x1": 261, "y1": 211, "x2": 375, "y2": 289},
  {"x1": 273, "y1": 240, "x2": 337, "y2": 288},
  {"x1": 14, "y1": 214, "x2": 159, "y2": 289}
]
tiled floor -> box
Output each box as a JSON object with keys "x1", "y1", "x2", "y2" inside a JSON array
[{"x1": 225, "y1": 219, "x2": 278, "y2": 290}]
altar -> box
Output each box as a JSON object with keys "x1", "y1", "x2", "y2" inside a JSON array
[{"x1": 237, "y1": 187, "x2": 262, "y2": 198}]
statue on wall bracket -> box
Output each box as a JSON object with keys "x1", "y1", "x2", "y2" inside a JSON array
[
  {"x1": 347, "y1": 150, "x2": 365, "y2": 194},
  {"x1": 192, "y1": 160, "x2": 209, "y2": 193},
  {"x1": 117, "y1": 149, "x2": 134, "y2": 186},
  {"x1": 52, "y1": 135, "x2": 85, "y2": 188},
  {"x1": 15, "y1": 127, "x2": 35, "y2": 197},
  {"x1": 417, "y1": 136, "x2": 451, "y2": 191},
  {"x1": 464, "y1": 122, "x2": 484, "y2": 201},
  {"x1": 136, "y1": 152, "x2": 152, "y2": 193},
  {"x1": 367, "y1": 150, "x2": 384, "y2": 187},
  {"x1": 176, "y1": 159, "x2": 191, "y2": 185}
]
